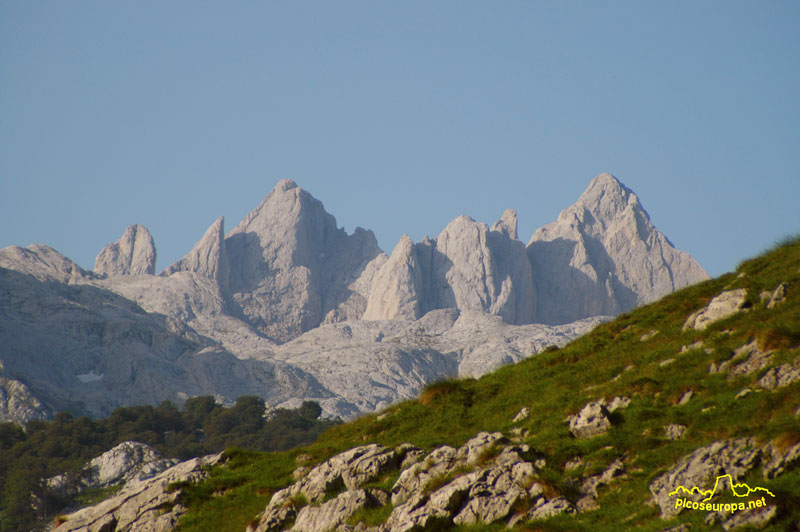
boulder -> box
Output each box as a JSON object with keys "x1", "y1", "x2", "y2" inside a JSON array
[
  {"x1": 664, "y1": 424, "x2": 687, "y2": 440},
  {"x1": 512, "y1": 407, "x2": 530, "y2": 422},
  {"x1": 526, "y1": 497, "x2": 577, "y2": 520},
  {"x1": 568, "y1": 401, "x2": 612, "y2": 439},
  {"x1": 387, "y1": 437, "x2": 538, "y2": 531},
  {"x1": 682, "y1": 289, "x2": 748, "y2": 331}
]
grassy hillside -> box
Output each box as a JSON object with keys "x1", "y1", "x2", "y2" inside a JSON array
[{"x1": 175, "y1": 237, "x2": 800, "y2": 532}]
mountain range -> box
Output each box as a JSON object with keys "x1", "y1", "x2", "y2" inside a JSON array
[{"x1": 0, "y1": 173, "x2": 708, "y2": 422}]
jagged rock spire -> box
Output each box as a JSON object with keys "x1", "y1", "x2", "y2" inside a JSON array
[
  {"x1": 163, "y1": 216, "x2": 229, "y2": 286},
  {"x1": 94, "y1": 224, "x2": 157, "y2": 276}
]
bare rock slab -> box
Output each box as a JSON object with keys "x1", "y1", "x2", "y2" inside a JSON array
[
  {"x1": 568, "y1": 401, "x2": 612, "y2": 439},
  {"x1": 683, "y1": 289, "x2": 748, "y2": 331}
]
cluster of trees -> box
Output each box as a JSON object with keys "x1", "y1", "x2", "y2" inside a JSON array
[{"x1": 0, "y1": 396, "x2": 337, "y2": 531}]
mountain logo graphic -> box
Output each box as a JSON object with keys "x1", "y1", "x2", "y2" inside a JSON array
[
  {"x1": 669, "y1": 474, "x2": 775, "y2": 514},
  {"x1": 668, "y1": 474, "x2": 775, "y2": 502}
]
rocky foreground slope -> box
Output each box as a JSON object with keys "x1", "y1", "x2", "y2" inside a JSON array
[
  {"x1": 52, "y1": 236, "x2": 800, "y2": 531},
  {"x1": 0, "y1": 174, "x2": 707, "y2": 421}
]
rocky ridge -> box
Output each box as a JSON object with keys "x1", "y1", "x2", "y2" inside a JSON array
[
  {"x1": 47, "y1": 441, "x2": 179, "y2": 498},
  {"x1": 0, "y1": 173, "x2": 707, "y2": 422},
  {"x1": 53, "y1": 452, "x2": 222, "y2": 532}
]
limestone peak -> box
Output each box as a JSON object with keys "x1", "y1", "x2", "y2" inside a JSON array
[
  {"x1": 570, "y1": 173, "x2": 646, "y2": 227},
  {"x1": 94, "y1": 224, "x2": 157, "y2": 276},
  {"x1": 491, "y1": 209, "x2": 519, "y2": 240}
]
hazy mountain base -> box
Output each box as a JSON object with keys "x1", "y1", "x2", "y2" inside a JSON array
[{"x1": 152, "y1": 236, "x2": 800, "y2": 532}]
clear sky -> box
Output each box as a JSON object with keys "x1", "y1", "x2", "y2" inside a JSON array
[{"x1": 1, "y1": 2, "x2": 798, "y2": 277}]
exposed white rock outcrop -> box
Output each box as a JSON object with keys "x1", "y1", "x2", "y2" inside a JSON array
[
  {"x1": 649, "y1": 438, "x2": 763, "y2": 518},
  {"x1": 0, "y1": 370, "x2": 50, "y2": 424},
  {"x1": 568, "y1": 401, "x2": 612, "y2": 439},
  {"x1": 95, "y1": 224, "x2": 157, "y2": 276},
  {"x1": 683, "y1": 288, "x2": 749, "y2": 331},
  {"x1": 252, "y1": 432, "x2": 579, "y2": 532},
  {"x1": 528, "y1": 173, "x2": 709, "y2": 325},
  {"x1": 47, "y1": 441, "x2": 179, "y2": 497},
  {"x1": 53, "y1": 453, "x2": 222, "y2": 532},
  {"x1": 163, "y1": 216, "x2": 230, "y2": 286},
  {"x1": 766, "y1": 282, "x2": 787, "y2": 308}
]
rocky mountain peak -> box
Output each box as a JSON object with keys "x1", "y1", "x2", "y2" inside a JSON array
[
  {"x1": 569, "y1": 172, "x2": 643, "y2": 228},
  {"x1": 94, "y1": 224, "x2": 157, "y2": 276},
  {"x1": 528, "y1": 175, "x2": 709, "y2": 324},
  {"x1": 163, "y1": 216, "x2": 229, "y2": 286},
  {"x1": 491, "y1": 209, "x2": 519, "y2": 240},
  {"x1": 224, "y1": 180, "x2": 383, "y2": 342},
  {"x1": 274, "y1": 177, "x2": 299, "y2": 192}
]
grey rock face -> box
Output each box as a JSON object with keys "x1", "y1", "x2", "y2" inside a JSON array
[
  {"x1": 763, "y1": 440, "x2": 800, "y2": 480},
  {"x1": 363, "y1": 235, "x2": 423, "y2": 321},
  {"x1": 364, "y1": 210, "x2": 535, "y2": 325},
  {"x1": 0, "y1": 371, "x2": 50, "y2": 424},
  {"x1": 683, "y1": 288, "x2": 748, "y2": 331},
  {"x1": 428, "y1": 214, "x2": 536, "y2": 324},
  {"x1": 0, "y1": 260, "x2": 325, "y2": 419},
  {"x1": 387, "y1": 437, "x2": 541, "y2": 531},
  {"x1": 568, "y1": 401, "x2": 612, "y2": 439},
  {"x1": 252, "y1": 444, "x2": 414, "y2": 532},
  {"x1": 163, "y1": 216, "x2": 230, "y2": 286},
  {"x1": 225, "y1": 179, "x2": 384, "y2": 342},
  {"x1": 528, "y1": 173, "x2": 709, "y2": 325},
  {"x1": 292, "y1": 489, "x2": 373, "y2": 532},
  {"x1": 718, "y1": 506, "x2": 776, "y2": 530},
  {"x1": 53, "y1": 453, "x2": 221, "y2": 532},
  {"x1": 649, "y1": 438, "x2": 762, "y2": 518},
  {"x1": 0, "y1": 244, "x2": 94, "y2": 283},
  {"x1": 576, "y1": 459, "x2": 625, "y2": 511},
  {"x1": 95, "y1": 224, "x2": 157, "y2": 276},
  {"x1": 767, "y1": 282, "x2": 787, "y2": 309},
  {"x1": 271, "y1": 310, "x2": 605, "y2": 416},
  {"x1": 48, "y1": 441, "x2": 178, "y2": 497},
  {"x1": 757, "y1": 362, "x2": 800, "y2": 390}
]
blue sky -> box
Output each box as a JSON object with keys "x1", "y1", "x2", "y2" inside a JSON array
[{"x1": 1, "y1": 2, "x2": 798, "y2": 277}]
